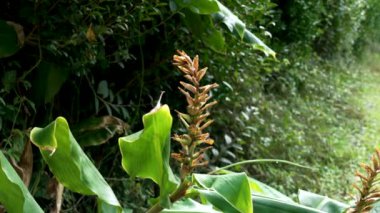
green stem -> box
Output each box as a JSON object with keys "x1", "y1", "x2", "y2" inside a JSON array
[
  {"x1": 146, "y1": 180, "x2": 191, "y2": 213},
  {"x1": 208, "y1": 159, "x2": 314, "y2": 175}
]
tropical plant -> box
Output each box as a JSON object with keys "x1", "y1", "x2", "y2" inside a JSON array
[
  {"x1": 1, "y1": 0, "x2": 380, "y2": 212},
  {"x1": 2, "y1": 51, "x2": 380, "y2": 213}
]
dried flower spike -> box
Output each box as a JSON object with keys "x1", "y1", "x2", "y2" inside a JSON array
[
  {"x1": 346, "y1": 148, "x2": 380, "y2": 213},
  {"x1": 172, "y1": 50, "x2": 218, "y2": 180}
]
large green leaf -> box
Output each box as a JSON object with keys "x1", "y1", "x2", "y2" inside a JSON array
[
  {"x1": 248, "y1": 177, "x2": 295, "y2": 203},
  {"x1": 182, "y1": 10, "x2": 225, "y2": 53},
  {"x1": 0, "y1": 151, "x2": 43, "y2": 213},
  {"x1": 30, "y1": 117, "x2": 122, "y2": 212},
  {"x1": 193, "y1": 173, "x2": 253, "y2": 213},
  {"x1": 119, "y1": 105, "x2": 178, "y2": 206},
  {"x1": 162, "y1": 198, "x2": 221, "y2": 213},
  {"x1": 171, "y1": 0, "x2": 275, "y2": 57},
  {"x1": 252, "y1": 195, "x2": 324, "y2": 213},
  {"x1": 215, "y1": 169, "x2": 294, "y2": 203},
  {"x1": 298, "y1": 190, "x2": 349, "y2": 213},
  {"x1": 212, "y1": 1, "x2": 275, "y2": 57},
  {"x1": 0, "y1": 20, "x2": 23, "y2": 58}
]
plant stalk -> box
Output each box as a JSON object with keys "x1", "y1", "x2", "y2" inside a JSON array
[{"x1": 146, "y1": 180, "x2": 191, "y2": 213}]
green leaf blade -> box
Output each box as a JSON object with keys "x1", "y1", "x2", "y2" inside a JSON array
[
  {"x1": 193, "y1": 173, "x2": 253, "y2": 213},
  {"x1": 175, "y1": 0, "x2": 275, "y2": 56},
  {"x1": 298, "y1": 190, "x2": 349, "y2": 213},
  {"x1": 252, "y1": 195, "x2": 324, "y2": 213},
  {"x1": 119, "y1": 105, "x2": 178, "y2": 204},
  {"x1": 30, "y1": 117, "x2": 122, "y2": 212},
  {"x1": 162, "y1": 198, "x2": 221, "y2": 213},
  {"x1": 182, "y1": 11, "x2": 226, "y2": 53},
  {"x1": 0, "y1": 151, "x2": 43, "y2": 213}
]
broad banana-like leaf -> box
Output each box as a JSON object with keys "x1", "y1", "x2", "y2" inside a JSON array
[
  {"x1": 215, "y1": 169, "x2": 294, "y2": 203},
  {"x1": 30, "y1": 117, "x2": 122, "y2": 212},
  {"x1": 172, "y1": 0, "x2": 275, "y2": 57},
  {"x1": 298, "y1": 190, "x2": 349, "y2": 213},
  {"x1": 162, "y1": 198, "x2": 221, "y2": 213},
  {"x1": 0, "y1": 151, "x2": 43, "y2": 213},
  {"x1": 248, "y1": 177, "x2": 295, "y2": 203},
  {"x1": 214, "y1": 170, "x2": 350, "y2": 212},
  {"x1": 213, "y1": 1, "x2": 275, "y2": 57},
  {"x1": 0, "y1": 20, "x2": 23, "y2": 58},
  {"x1": 252, "y1": 195, "x2": 324, "y2": 213},
  {"x1": 119, "y1": 105, "x2": 178, "y2": 207},
  {"x1": 193, "y1": 173, "x2": 253, "y2": 213},
  {"x1": 182, "y1": 10, "x2": 226, "y2": 53}
]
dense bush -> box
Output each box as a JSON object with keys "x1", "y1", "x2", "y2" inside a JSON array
[{"x1": 207, "y1": 0, "x2": 380, "y2": 200}]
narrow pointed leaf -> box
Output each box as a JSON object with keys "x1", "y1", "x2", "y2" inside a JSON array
[
  {"x1": 0, "y1": 151, "x2": 43, "y2": 213},
  {"x1": 119, "y1": 105, "x2": 178, "y2": 205},
  {"x1": 30, "y1": 117, "x2": 122, "y2": 212},
  {"x1": 193, "y1": 173, "x2": 253, "y2": 213}
]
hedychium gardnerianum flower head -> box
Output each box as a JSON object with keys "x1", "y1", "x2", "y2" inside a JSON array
[
  {"x1": 171, "y1": 50, "x2": 219, "y2": 180},
  {"x1": 346, "y1": 148, "x2": 380, "y2": 213}
]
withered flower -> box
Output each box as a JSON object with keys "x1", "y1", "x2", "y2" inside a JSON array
[
  {"x1": 347, "y1": 148, "x2": 380, "y2": 213},
  {"x1": 171, "y1": 50, "x2": 218, "y2": 179}
]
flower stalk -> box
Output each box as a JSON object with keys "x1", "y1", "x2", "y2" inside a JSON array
[
  {"x1": 347, "y1": 148, "x2": 380, "y2": 213},
  {"x1": 146, "y1": 51, "x2": 218, "y2": 213},
  {"x1": 171, "y1": 50, "x2": 218, "y2": 180}
]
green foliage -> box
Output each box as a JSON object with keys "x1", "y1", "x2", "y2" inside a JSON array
[
  {"x1": 161, "y1": 198, "x2": 220, "y2": 213},
  {"x1": 250, "y1": 175, "x2": 349, "y2": 213},
  {"x1": 30, "y1": 117, "x2": 122, "y2": 212},
  {"x1": 0, "y1": 151, "x2": 43, "y2": 213},
  {"x1": 172, "y1": 0, "x2": 275, "y2": 56},
  {"x1": 8, "y1": 108, "x2": 250, "y2": 212},
  {"x1": 298, "y1": 190, "x2": 348, "y2": 212},
  {"x1": 1, "y1": 0, "x2": 380, "y2": 212},
  {"x1": 252, "y1": 195, "x2": 323, "y2": 213},
  {"x1": 119, "y1": 104, "x2": 178, "y2": 206},
  {"x1": 193, "y1": 173, "x2": 252, "y2": 213}
]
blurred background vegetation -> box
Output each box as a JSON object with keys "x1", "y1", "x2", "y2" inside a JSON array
[{"x1": 1, "y1": 0, "x2": 380, "y2": 211}]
